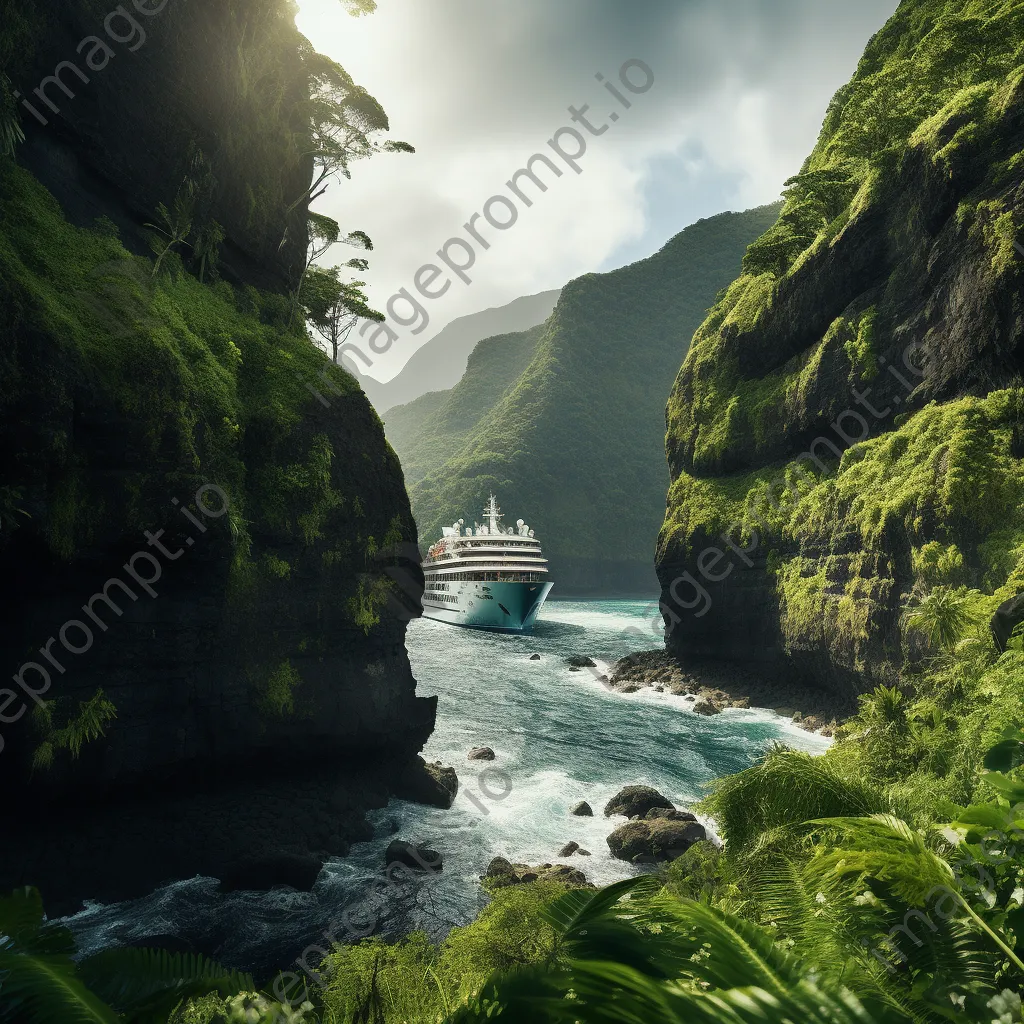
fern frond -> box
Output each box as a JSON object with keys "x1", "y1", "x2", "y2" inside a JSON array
[
  {"x1": 0, "y1": 888, "x2": 75, "y2": 956},
  {"x1": 78, "y1": 946, "x2": 254, "y2": 1023},
  {"x1": 0, "y1": 951, "x2": 119, "y2": 1024}
]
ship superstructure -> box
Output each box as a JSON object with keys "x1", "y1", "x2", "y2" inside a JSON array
[{"x1": 420, "y1": 496, "x2": 553, "y2": 632}]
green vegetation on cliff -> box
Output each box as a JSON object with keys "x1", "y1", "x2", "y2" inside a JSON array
[
  {"x1": 402, "y1": 204, "x2": 782, "y2": 593},
  {"x1": 658, "y1": 0, "x2": 1024, "y2": 689},
  {"x1": 0, "y1": 159, "x2": 414, "y2": 753}
]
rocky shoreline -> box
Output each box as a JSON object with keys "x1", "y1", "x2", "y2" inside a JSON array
[{"x1": 602, "y1": 650, "x2": 855, "y2": 737}]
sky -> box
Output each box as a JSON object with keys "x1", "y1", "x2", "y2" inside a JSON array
[{"x1": 294, "y1": 0, "x2": 900, "y2": 382}]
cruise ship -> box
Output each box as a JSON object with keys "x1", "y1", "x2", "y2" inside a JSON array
[{"x1": 421, "y1": 496, "x2": 553, "y2": 632}]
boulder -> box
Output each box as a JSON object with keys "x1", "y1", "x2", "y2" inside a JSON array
[
  {"x1": 692, "y1": 699, "x2": 722, "y2": 716},
  {"x1": 558, "y1": 841, "x2": 580, "y2": 857},
  {"x1": 395, "y1": 757, "x2": 459, "y2": 809},
  {"x1": 467, "y1": 746, "x2": 496, "y2": 761},
  {"x1": 484, "y1": 858, "x2": 589, "y2": 889},
  {"x1": 644, "y1": 807, "x2": 697, "y2": 823},
  {"x1": 577, "y1": 848, "x2": 591, "y2": 856},
  {"x1": 992, "y1": 593, "x2": 1024, "y2": 653},
  {"x1": 604, "y1": 786, "x2": 674, "y2": 819},
  {"x1": 571, "y1": 801, "x2": 593, "y2": 817},
  {"x1": 219, "y1": 852, "x2": 322, "y2": 893},
  {"x1": 529, "y1": 654, "x2": 541, "y2": 660},
  {"x1": 385, "y1": 840, "x2": 443, "y2": 874},
  {"x1": 566, "y1": 656, "x2": 597, "y2": 668},
  {"x1": 606, "y1": 819, "x2": 706, "y2": 863}
]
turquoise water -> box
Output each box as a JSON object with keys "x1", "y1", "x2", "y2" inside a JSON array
[{"x1": 68, "y1": 599, "x2": 827, "y2": 971}]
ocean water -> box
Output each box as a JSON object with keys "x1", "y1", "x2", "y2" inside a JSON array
[{"x1": 66, "y1": 599, "x2": 828, "y2": 974}]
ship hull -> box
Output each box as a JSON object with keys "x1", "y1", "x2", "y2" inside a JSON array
[{"x1": 422, "y1": 580, "x2": 553, "y2": 633}]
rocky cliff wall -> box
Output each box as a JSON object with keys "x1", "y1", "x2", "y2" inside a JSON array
[
  {"x1": 658, "y1": 0, "x2": 1024, "y2": 699},
  {"x1": 0, "y1": 0, "x2": 436, "y2": 912}
]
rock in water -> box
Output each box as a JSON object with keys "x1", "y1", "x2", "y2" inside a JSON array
[
  {"x1": 467, "y1": 746, "x2": 496, "y2": 760},
  {"x1": 604, "y1": 786, "x2": 674, "y2": 819},
  {"x1": 692, "y1": 698, "x2": 722, "y2": 716},
  {"x1": 644, "y1": 807, "x2": 697, "y2": 822},
  {"x1": 566, "y1": 655, "x2": 597, "y2": 668},
  {"x1": 571, "y1": 801, "x2": 594, "y2": 816},
  {"x1": 558, "y1": 841, "x2": 580, "y2": 857},
  {"x1": 385, "y1": 840, "x2": 443, "y2": 874},
  {"x1": 529, "y1": 654, "x2": 541, "y2": 660},
  {"x1": 606, "y1": 819, "x2": 706, "y2": 863},
  {"x1": 484, "y1": 858, "x2": 589, "y2": 888},
  {"x1": 395, "y1": 757, "x2": 459, "y2": 808}
]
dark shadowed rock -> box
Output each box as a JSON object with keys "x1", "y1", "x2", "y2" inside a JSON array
[
  {"x1": 566, "y1": 656, "x2": 597, "y2": 668},
  {"x1": 484, "y1": 858, "x2": 589, "y2": 888},
  {"x1": 219, "y1": 853, "x2": 323, "y2": 893},
  {"x1": 395, "y1": 757, "x2": 459, "y2": 808},
  {"x1": 468, "y1": 746, "x2": 496, "y2": 761},
  {"x1": 578, "y1": 848, "x2": 591, "y2": 856},
  {"x1": 529, "y1": 654, "x2": 541, "y2": 660},
  {"x1": 571, "y1": 801, "x2": 593, "y2": 816},
  {"x1": 644, "y1": 807, "x2": 697, "y2": 822},
  {"x1": 992, "y1": 593, "x2": 1024, "y2": 653},
  {"x1": 558, "y1": 842, "x2": 580, "y2": 857},
  {"x1": 385, "y1": 840, "x2": 443, "y2": 874},
  {"x1": 604, "y1": 786, "x2": 674, "y2": 819},
  {"x1": 606, "y1": 819, "x2": 707, "y2": 863}
]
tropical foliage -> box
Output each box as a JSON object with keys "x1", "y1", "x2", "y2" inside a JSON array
[{"x1": 0, "y1": 887, "x2": 265, "y2": 1023}]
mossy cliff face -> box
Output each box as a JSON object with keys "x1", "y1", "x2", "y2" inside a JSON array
[
  {"x1": 0, "y1": 2, "x2": 434, "y2": 911},
  {"x1": 5, "y1": 0, "x2": 311, "y2": 289},
  {"x1": 658, "y1": 0, "x2": 1024, "y2": 697}
]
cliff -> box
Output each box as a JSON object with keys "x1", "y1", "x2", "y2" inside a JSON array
[
  {"x1": 0, "y1": 0, "x2": 435, "y2": 913},
  {"x1": 658, "y1": 0, "x2": 1024, "y2": 698},
  {"x1": 405, "y1": 205, "x2": 782, "y2": 594}
]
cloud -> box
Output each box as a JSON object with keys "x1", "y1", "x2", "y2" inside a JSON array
[{"x1": 295, "y1": 0, "x2": 898, "y2": 381}]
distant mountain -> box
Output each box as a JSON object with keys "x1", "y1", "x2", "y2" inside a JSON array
[
  {"x1": 384, "y1": 324, "x2": 544, "y2": 486},
  {"x1": 389, "y1": 204, "x2": 783, "y2": 595},
  {"x1": 346, "y1": 290, "x2": 561, "y2": 413}
]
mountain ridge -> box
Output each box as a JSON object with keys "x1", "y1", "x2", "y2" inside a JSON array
[
  {"x1": 346, "y1": 289, "x2": 561, "y2": 413},
  {"x1": 393, "y1": 204, "x2": 784, "y2": 594}
]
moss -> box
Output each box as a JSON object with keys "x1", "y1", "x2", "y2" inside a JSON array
[
  {"x1": 256, "y1": 660, "x2": 301, "y2": 718},
  {"x1": 662, "y1": 391, "x2": 1024, "y2": 664},
  {"x1": 347, "y1": 576, "x2": 395, "y2": 635},
  {"x1": 262, "y1": 553, "x2": 291, "y2": 579},
  {"x1": 912, "y1": 541, "x2": 966, "y2": 587},
  {"x1": 843, "y1": 308, "x2": 879, "y2": 381}
]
